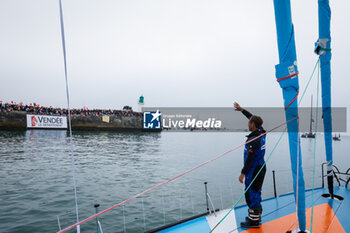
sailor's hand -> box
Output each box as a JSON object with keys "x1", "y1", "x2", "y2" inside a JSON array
[
  {"x1": 234, "y1": 102, "x2": 243, "y2": 111},
  {"x1": 239, "y1": 173, "x2": 245, "y2": 184}
]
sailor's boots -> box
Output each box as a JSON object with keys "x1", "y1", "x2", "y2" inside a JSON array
[
  {"x1": 245, "y1": 205, "x2": 262, "y2": 223},
  {"x1": 241, "y1": 208, "x2": 261, "y2": 228}
]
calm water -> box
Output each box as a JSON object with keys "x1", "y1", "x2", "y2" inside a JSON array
[{"x1": 0, "y1": 130, "x2": 348, "y2": 233}]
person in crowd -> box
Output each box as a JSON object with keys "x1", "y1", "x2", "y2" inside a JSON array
[{"x1": 0, "y1": 101, "x2": 142, "y2": 117}]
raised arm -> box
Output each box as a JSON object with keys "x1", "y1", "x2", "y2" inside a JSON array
[{"x1": 234, "y1": 102, "x2": 252, "y2": 120}]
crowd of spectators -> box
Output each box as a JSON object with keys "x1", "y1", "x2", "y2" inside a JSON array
[{"x1": 0, "y1": 101, "x2": 142, "y2": 117}]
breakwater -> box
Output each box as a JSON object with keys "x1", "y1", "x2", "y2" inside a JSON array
[{"x1": 0, "y1": 111, "x2": 145, "y2": 131}]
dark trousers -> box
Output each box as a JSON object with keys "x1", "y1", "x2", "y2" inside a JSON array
[{"x1": 244, "y1": 165, "x2": 266, "y2": 209}]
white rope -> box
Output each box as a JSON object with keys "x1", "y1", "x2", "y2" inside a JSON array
[
  {"x1": 58, "y1": 1, "x2": 80, "y2": 232},
  {"x1": 230, "y1": 180, "x2": 234, "y2": 203},
  {"x1": 122, "y1": 205, "x2": 126, "y2": 233},
  {"x1": 189, "y1": 187, "x2": 195, "y2": 215},
  {"x1": 179, "y1": 191, "x2": 183, "y2": 219},
  {"x1": 57, "y1": 216, "x2": 62, "y2": 231},
  {"x1": 219, "y1": 184, "x2": 224, "y2": 210},
  {"x1": 142, "y1": 196, "x2": 146, "y2": 231},
  {"x1": 295, "y1": 127, "x2": 300, "y2": 231},
  {"x1": 162, "y1": 193, "x2": 166, "y2": 225},
  {"x1": 97, "y1": 221, "x2": 104, "y2": 233},
  {"x1": 310, "y1": 59, "x2": 321, "y2": 233}
]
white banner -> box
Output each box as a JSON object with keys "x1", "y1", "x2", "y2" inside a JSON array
[{"x1": 26, "y1": 114, "x2": 67, "y2": 129}]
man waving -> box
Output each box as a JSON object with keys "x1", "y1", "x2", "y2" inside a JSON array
[{"x1": 234, "y1": 102, "x2": 266, "y2": 228}]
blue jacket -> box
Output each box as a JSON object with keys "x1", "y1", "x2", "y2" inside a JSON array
[
  {"x1": 242, "y1": 128, "x2": 266, "y2": 175},
  {"x1": 241, "y1": 110, "x2": 266, "y2": 175}
]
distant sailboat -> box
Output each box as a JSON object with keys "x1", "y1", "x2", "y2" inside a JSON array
[{"x1": 301, "y1": 95, "x2": 315, "y2": 138}]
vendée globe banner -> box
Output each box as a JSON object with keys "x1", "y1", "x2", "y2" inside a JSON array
[{"x1": 26, "y1": 114, "x2": 67, "y2": 129}]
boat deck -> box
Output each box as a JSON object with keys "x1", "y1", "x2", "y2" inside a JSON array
[{"x1": 156, "y1": 186, "x2": 350, "y2": 233}]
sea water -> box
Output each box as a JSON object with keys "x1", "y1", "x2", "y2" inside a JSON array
[{"x1": 0, "y1": 130, "x2": 348, "y2": 233}]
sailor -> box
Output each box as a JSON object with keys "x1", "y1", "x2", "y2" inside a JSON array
[{"x1": 234, "y1": 102, "x2": 266, "y2": 228}]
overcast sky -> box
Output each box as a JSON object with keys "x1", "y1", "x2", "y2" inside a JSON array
[{"x1": 0, "y1": 0, "x2": 349, "y2": 115}]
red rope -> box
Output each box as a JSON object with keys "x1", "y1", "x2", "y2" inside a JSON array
[
  {"x1": 57, "y1": 116, "x2": 298, "y2": 233},
  {"x1": 276, "y1": 71, "x2": 299, "y2": 110},
  {"x1": 277, "y1": 71, "x2": 299, "y2": 82},
  {"x1": 285, "y1": 90, "x2": 299, "y2": 110}
]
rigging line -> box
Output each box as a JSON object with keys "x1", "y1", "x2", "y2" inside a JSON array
[
  {"x1": 57, "y1": 117, "x2": 296, "y2": 233},
  {"x1": 122, "y1": 205, "x2": 126, "y2": 233},
  {"x1": 299, "y1": 58, "x2": 320, "y2": 102},
  {"x1": 210, "y1": 126, "x2": 287, "y2": 233},
  {"x1": 295, "y1": 118, "x2": 300, "y2": 231},
  {"x1": 310, "y1": 60, "x2": 321, "y2": 233},
  {"x1": 59, "y1": 1, "x2": 80, "y2": 233},
  {"x1": 211, "y1": 58, "x2": 320, "y2": 232},
  {"x1": 294, "y1": 58, "x2": 319, "y2": 232}
]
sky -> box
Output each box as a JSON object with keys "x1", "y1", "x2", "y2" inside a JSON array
[{"x1": 0, "y1": 0, "x2": 349, "y2": 117}]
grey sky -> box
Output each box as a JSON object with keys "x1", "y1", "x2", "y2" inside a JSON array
[{"x1": 0, "y1": 0, "x2": 349, "y2": 116}]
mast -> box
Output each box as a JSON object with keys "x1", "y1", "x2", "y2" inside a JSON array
[
  {"x1": 315, "y1": 0, "x2": 333, "y2": 197},
  {"x1": 272, "y1": 0, "x2": 306, "y2": 231}
]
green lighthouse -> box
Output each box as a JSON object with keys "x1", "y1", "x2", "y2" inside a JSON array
[{"x1": 138, "y1": 95, "x2": 144, "y2": 112}]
